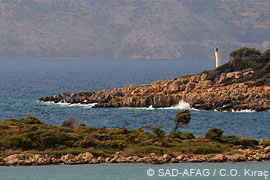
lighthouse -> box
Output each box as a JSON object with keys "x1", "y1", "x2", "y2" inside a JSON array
[{"x1": 215, "y1": 47, "x2": 221, "y2": 68}]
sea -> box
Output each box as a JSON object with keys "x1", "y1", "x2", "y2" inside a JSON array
[{"x1": 0, "y1": 59, "x2": 269, "y2": 180}]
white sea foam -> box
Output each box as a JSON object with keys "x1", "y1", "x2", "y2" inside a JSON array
[
  {"x1": 120, "y1": 101, "x2": 191, "y2": 110},
  {"x1": 231, "y1": 109, "x2": 256, "y2": 113},
  {"x1": 41, "y1": 101, "x2": 97, "y2": 108},
  {"x1": 157, "y1": 100, "x2": 191, "y2": 110}
]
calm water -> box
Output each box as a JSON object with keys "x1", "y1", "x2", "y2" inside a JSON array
[
  {"x1": 0, "y1": 163, "x2": 269, "y2": 180},
  {"x1": 0, "y1": 59, "x2": 269, "y2": 139}
]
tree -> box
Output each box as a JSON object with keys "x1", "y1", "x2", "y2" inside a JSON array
[
  {"x1": 152, "y1": 124, "x2": 165, "y2": 146},
  {"x1": 172, "y1": 109, "x2": 191, "y2": 132}
]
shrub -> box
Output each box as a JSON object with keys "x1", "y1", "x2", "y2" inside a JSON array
[
  {"x1": 75, "y1": 136, "x2": 96, "y2": 148},
  {"x1": 107, "y1": 128, "x2": 128, "y2": 135},
  {"x1": 230, "y1": 47, "x2": 261, "y2": 58},
  {"x1": 191, "y1": 146, "x2": 221, "y2": 154},
  {"x1": 205, "y1": 128, "x2": 224, "y2": 141},
  {"x1": 25, "y1": 115, "x2": 41, "y2": 124},
  {"x1": 104, "y1": 140, "x2": 125, "y2": 149},
  {"x1": 181, "y1": 132, "x2": 195, "y2": 140},
  {"x1": 152, "y1": 126, "x2": 166, "y2": 146},
  {"x1": 222, "y1": 135, "x2": 239, "y2": 145},
  {"x1": 169, "y1": 131, "x2": 182, "y2": 139},
  {"x1": 238, "y1": 138, "x2": 259, "y2": 148}
]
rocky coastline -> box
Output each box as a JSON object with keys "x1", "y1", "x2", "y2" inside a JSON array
[
  {"x1": 39, "y1": 48, "x2": 270, "y2": 112},
  {"x1": 1, "y1": 146, "x2": 270, "y2": 166}
]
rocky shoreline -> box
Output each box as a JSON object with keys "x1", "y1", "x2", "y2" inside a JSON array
[
  {"x1": 39, "y1": 48, "x2": 270, "y2": 112},
  {"x1": 39, "y1": 73, "x2": 270, "y2": 112},
  {"x1": 1, "y1": 146, "x2": 270, "y2": 166}
]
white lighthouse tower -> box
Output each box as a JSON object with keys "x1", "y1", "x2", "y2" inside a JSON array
[{"x1": 215, "y1": 46, "x2": 221, "y2": 68}]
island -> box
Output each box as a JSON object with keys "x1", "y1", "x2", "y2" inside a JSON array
[
  {"x1": 0, "y1": 115, "x2": 269, "y2": 166},
  {"x1": 39, "y1": 47, "x2": 270, "y2": 112}
]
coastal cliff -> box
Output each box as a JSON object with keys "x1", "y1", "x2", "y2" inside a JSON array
[{"x1": 39, "y1": 48, "x2": 270, "y2": 112}]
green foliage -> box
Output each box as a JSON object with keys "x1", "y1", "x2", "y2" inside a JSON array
[
  {"x1": 25, "y1": 115, "x2": 41, "y2": 124},
  {"x1": 0, "y1": 116, "x2": 267, "y2": 157},
  {"x1": 222, "y1": 135, "x2": 239, "y2": 145},
  {"x1": 181, "y1": 132, "x2": 195, "y2": 140},
  {"x1": 169, "y1": 131, "x2": 194, "y2": 140},
  {"x1": 173, "y1": 109, "x2": 191, "y2": 132},
  {"x1": 208, "y1": 47, "x2": 270, "y2": 87},
  {"x1": 169, "y1": 131, "x2": 182, "y2": 139},
  {"x1": 107, "y1": 128, "x2": 129, "y2": 135},
  {"x1": 191, "y1": 146, "x2": 221, "y2": 154},
  {"x1": 205, "y1": 128, "x2": 224, "y2": 141},
  {"x1": 135, "y1": 146, "x2": 164, "y2": 155},
  {"x1": 104, "y1": 140, "x2": 126, "y2": 150},
  {"x1": 238, "y1": 138, "x2": 259, "y2": 148},
  {"x1": 230, "y1": 47, "x2": 261, "y2": 58},
  {"x1": 152, "y1": 125, "x2": 166, "y2": 146}
]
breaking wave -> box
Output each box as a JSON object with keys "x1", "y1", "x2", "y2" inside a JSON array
[
  {"x1": 158, "y1": 100, "x2": 191, "y2": 110},
  {"x1": 41, "y1": 101, "x2": 97, "y2": 108}
]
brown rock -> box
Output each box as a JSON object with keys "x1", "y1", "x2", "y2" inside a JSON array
[
  {"x1": 162, "y1": 154, "x2": 171, "y2": 161},
  {"x1": 211, "y1": 154, "x2": 227, "y2": 162}
]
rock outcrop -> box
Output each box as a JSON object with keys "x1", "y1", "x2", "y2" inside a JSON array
[
  {"x1": 39, "y1": 73, "x2": 270, "y2": 111},
  {"x1": 39, "y1": 48, "x2": 270, "y2": 112}
]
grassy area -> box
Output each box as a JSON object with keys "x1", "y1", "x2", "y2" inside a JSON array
[{"x1": 0, "y1": 115, "x2": 264, "y2": 157}]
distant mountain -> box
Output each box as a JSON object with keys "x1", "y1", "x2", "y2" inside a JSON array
[{"x1": 0, "y1": 0, "x2": 270, "y2": 60}]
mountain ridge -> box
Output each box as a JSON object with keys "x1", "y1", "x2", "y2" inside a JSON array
[{"x1": 1, "y1": 0, "x2": 270, "y2": 60}]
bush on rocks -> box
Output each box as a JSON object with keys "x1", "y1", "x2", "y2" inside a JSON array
[{"x1": 205, "y1": 128, "x2": 224, "y2": 141}]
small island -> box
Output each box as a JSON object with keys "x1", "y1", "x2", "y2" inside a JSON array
[
  {"x1": 0, "y1": 115, "x2": 269, "y2": 166},
  {"x1": 39, "y1": 47, "x2": 270, "y2": 112}
]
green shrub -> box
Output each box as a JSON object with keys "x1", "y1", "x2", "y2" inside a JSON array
[
  {"x1": 25, "y1": 115, "x2": 41, "y2": 124},
  {"x1": 107, "y1": 128, "x2": 129, "y2": 135},
  {"x1": 74, "y1": 136, "x2": 96, "y2": 148},
  {"x1": 169, "y1": 131, "x2": 182, "y2": 139},
  {"x1": 181, "y1": 132, "x2": 195, "y2": 140},
  {"x1": 238, "y1": 138, "x2": 259, "y2": 148},
  {"x1": 191, "y1": 146, "x2": 222, "y2": 154},
  {"x1": 222, "y1": 135, "x2": 239, "y2": 145},
  {"x1": 104, "y1": 140, "x2": 126, "y2": 149},
  {"x1": 205, "y1": 128, "x2": 224, "y2": 141},
  {"x1": 230, "y1": 47, "x2": 261, "y2": 58}
]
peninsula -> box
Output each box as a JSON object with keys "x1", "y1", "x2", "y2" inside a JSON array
[{"x1": 39, "y1": 47, "x2": 270, "y2": 112}]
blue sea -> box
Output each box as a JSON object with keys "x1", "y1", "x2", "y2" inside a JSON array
[
  {"x1": 0, "y1": 163, "x2": 270, "y2": 180},
  {"x1": 0, "y1": 59, "x2": 269, "y2": 180}
]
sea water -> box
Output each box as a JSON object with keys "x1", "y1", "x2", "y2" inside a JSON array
[
  {"x1": 0, "y1": 163, "x2": 269, "y2": 180},
  {"x1": 0, "y1": 59, "x2": 270, "y2": 180},
  {"x1": 0, "y1": 59, "x2": 269, "y2": 139}
]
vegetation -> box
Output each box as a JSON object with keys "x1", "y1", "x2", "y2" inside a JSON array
[
  {"x1": 205, "y1": 127, "x2": 224, "y2": 141},
  {"x1": 0, "y1": 115, "x2": 265, "y2": 157},
  {"x1": 202, "y1": 47, "x2": 270, "y2": 87},
  {"x1": 172, "y1": 109, "x2": 191, "y2": 132}
]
